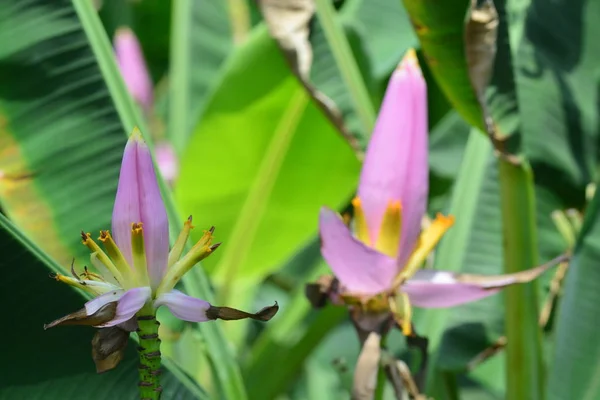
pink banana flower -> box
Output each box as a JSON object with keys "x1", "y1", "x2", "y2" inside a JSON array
[{"x1": 317, "y1": 50, "x2": 554, "y2": 334}]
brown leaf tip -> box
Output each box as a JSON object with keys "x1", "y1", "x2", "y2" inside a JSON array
[{"x1": 255, "y1": 302, "x2": 279, "y2": 321}]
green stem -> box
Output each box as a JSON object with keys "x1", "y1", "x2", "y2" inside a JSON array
[
  {"x1": 441, "y1": 371, "x2": 460, "y2": 400},
  {"x1": 136, "y1": 304, "x2": 162, "y2": 400},
  {"x1": 374, "y1": 334, "x2": 388, "y2": 400},
  {"x1": 313, "y1": 0, "x2": 376, "y2": 137},
  {"x1": 498, "y1": 157, "x2": 544, "y2": 400}
]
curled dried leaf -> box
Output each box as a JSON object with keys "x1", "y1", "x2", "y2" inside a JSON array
[
  {"x1": 206, "y1": 302, "x2": 279, "y2": 322},
  {"x1": 258, "y1": 0, "x2": 315, "y2": 78},
  {"x1": 43, "y1": 302, "x2": 117, "y2": 330},
  {"x1": 92, "y1": 326, "x2": 130, "y2": 359},
  {"x1": 456, "y1": 253, "x2": 569, "y2": 288},
  {"x1": 259, "y1": 0, "x2": 362, "y2": 156},
  {"x1": 91, "y1": 326, "x2": 130, "y2": 373},
  {"x1": 465, "y1": 0, "x2": 501, "y2": 147},
  {"x1": 465, "y1": 0, "x2": 499, "y2": 102}
]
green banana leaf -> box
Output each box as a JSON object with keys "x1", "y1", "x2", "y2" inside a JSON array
[
  {"x1": 510, "y1": 0, "x2": 599, "y2": 200},
  {"x1": 0, "y1": 0, "x2": 136, "y2": 268},
  {"x1": 169, "y1": 0, "x2": 236, "y2": 153},
  {"x1": 175, "y1": 25, "x2": 361, "y2": 308},
  {"x1": 311, "y1": 0, "x2": 418, "y2": 143},
  {"x1": 342, "y1": 0, "x2": 417, "y2": 78},
  {"x1": 400, "y1": 0, "x2": 484, "y2": 130},
  {"x1": 548, "y1": 189, "x2": 600, "y2": 398}
]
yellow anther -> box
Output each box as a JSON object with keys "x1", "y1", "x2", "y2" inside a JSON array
[
  {"x1": 352, "y1": 197, "x2": 371, "y2": 246},
  {"x1": 82, "y1": 232, "x2": 124, "y2": 284},
  {"x1": 393, "y1": 213, "x2": 455, "y2": 288},
  {"x1": 54, "y1": 273, "x2": 109, "y2": 296},
  {"x1": 55, "y1": 273, "x2": 89, "y2": 291},
  {"x1": 196, "y1": 227, "x2": 215, "y2": 248},
  {"x1": 98, "y1": 230, "x2": 134, "y2": 286},
  {"x1": 375, "y1": 201, "x2": 402, "y2": 258},
  {"x1": 156, "y1": 227, "x2": 218, "y2": 296},
  {"x1": 168, "y1": 216, "x2": 194, "y2": 268},
  {"x1": 131, "y1": 222, "x2": 150, "y2": 287}
]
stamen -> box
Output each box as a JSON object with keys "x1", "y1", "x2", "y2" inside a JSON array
[
  {"x1": 375, "y1": 201, "x2": 402, "y2": 258},
  {"x1": 98, "y1": 230, "x2": 134, "y2": 285},
  {"x1": 389, "y1": 293, "x2": 413, "y2": 336},
  {"x1": 156, "y1": 227, "x2": 218, "y2": 296},
  {"x1": 392, "y1": 213, "x2": 455, "y2": 288},
  {"x1": 90, "y1": 252, "x2": 119, "y2": 285},
  {"x1": 167, "y1": 216, "x2": 194, "y2": 268},
  {"x1": 81, "y1": 266, "x2": 106, "y2": 282},
  {"x1": 54, "y1": 273, "x2": 105, "y2": 295},
  {"x1": 58, "y1": 255, "x2": 119, "y2": 295},
  {"x1": 82, "y1": 232, "x2": 125, "y2": 284},
  {"x1": 352, "y1": 197, "x2": 371, "y2": 246},
  {"x1": 70, "y1": 258, "x2": 78, "y2": 279},
  {"x1": 131, "y1": 223, "x2": 150, "y2": 287},
  {"x1": 400, "y1": 293, "x2": 413, "y2": 336}
]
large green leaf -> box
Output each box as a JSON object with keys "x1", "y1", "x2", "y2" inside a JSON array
[
  {"x1": 312, "y1": 0, "x2": 377, "y2": 141},
  {"x1": 0, "y1": 1, "x2": 245, "y2": 397},
  {"x1": 0, "y1": 214, "x2": 206, "y2": 399},
  {"x1": 547, "y1": 191, "x2": 600, "y2": 399},
  {"x1": 400, "y1": 0, "x2": 484, "y2": 130},
  {"x1": 175, "y1": 25, "x2": 360, "y2": 305},
  {"x1": 169, "y1": 0, "x2": 235, "y2": 153},
  {"x1": 0, "y1": 0, "x2": 136, "y2": 268},
  {"x1": 508, "y1": 0, "x2": 599, "y2": 202},
  {"x1": 309, "y1": 0, "x2": 417, "y2": 144},
  {"x1": 308, "y1": 14, "x2": 374, "y2": 148},
  {"x1": 341, "y1": 0, "x2": 417, "y2": 78}
]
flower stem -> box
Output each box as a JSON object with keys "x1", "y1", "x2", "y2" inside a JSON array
[
  {"x1": 136, "y1": 304, "x2": 162, "y2": 400},
  {"x1": 498, "y1": 157, "x2": 544, "y2": 400}
]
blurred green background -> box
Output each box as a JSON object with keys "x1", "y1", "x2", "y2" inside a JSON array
[{"x1": 0, "y1": 0, "x2": 599, "y2": 399}]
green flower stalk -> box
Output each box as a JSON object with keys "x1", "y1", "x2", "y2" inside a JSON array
[{"x1": 45, "y1": 129, "x2": 278, "y2": 399}]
